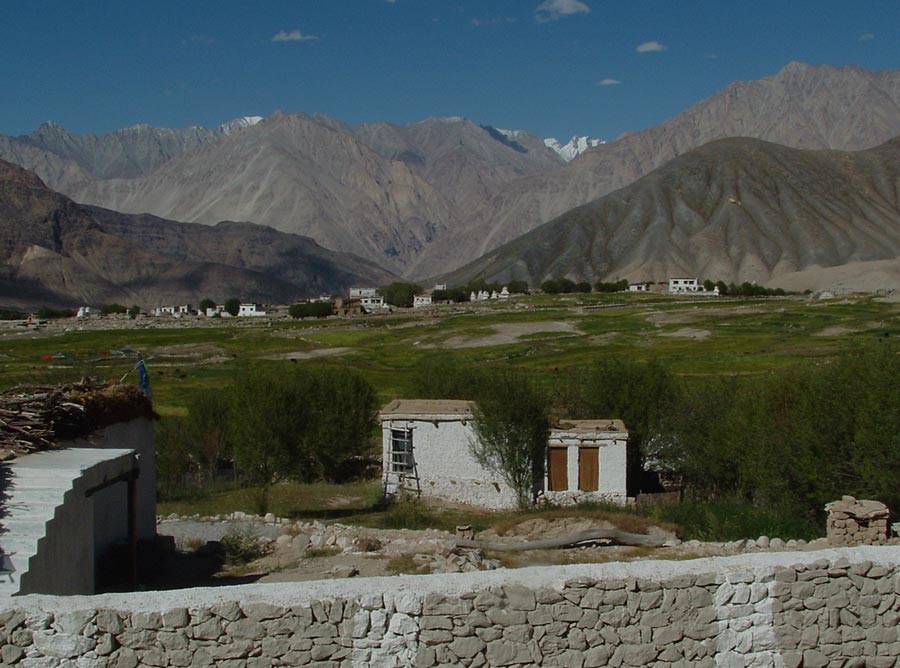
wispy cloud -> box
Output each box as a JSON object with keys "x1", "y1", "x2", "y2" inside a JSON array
[
  {"x1": 271, "y1": 29, "x2": 319, "y2": 43},
  {"x1": 859, "y1": 32, "x2": 875, "y2": 42},
  {"x1": 636, "y1": 40, "x2": 666, "y2": 53},
  {"x1": 535, "y1": 0, "x2": 590, "y2": 23},
  {"x1": 598, "y1": 78, "x2": 621, "y2": 86}
]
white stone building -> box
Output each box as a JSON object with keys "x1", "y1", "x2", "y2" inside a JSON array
[
  {"x1": 154, "y1": 306, "x2": 177, "y2": 316},
  {"x1": 542, "y1": 420, "x2": 628, "y2": 505},
  {"x1": 238, "y1": 303, "x2": 266, "y2": 317},
  {"x1": 668, "y1": 278, "x2": 700, "y2": 294},
  {"x1": 413, "y1": 295, "x2": 432, "y2": 308},
  {"x1": 360, "y1": 295, "x2": 387, "y2": 312},
  {"x1": 350, "y1": 287, "x2": 378, "y2": 299},
  {"x1": 76, "y1": 306, "x2": 92, "y2": 318},
  {"x1": 380, "y1": 400, "x2": 628, "y2": 509},
  {"x1": 628, "y1": 283, "x2": 652, "y2": 292}
]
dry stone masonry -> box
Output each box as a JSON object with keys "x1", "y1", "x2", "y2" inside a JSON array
[
  {"x1": 825, "y1": 496, "x2": 890, "y2": 546},
  {"x1": 2, "y1": 546, "x2": 900, "y2": 667}
]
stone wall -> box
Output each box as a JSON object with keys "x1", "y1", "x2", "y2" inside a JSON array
[{"x1": 2, "y1": 547, "x2": 900, "y2": 667}]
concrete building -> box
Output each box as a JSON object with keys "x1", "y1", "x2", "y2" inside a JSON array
[
  {"x1": 380, "y1": 400, "x2": 628, "y2": 510},
  {"x1": 154, "y1": 306, "x2": 177, "y2": 316},
  {"x1": 413, "y1": 294, "x2": 432, "y2": 308},
  {"x1": 628, "y1": 283, "x2": 652, "y2": 292},
  {"x1": 349, "y1": 287, "x2": 378, "y2": 299},
  {"x1": 0, "y1": 384, "x2": 156, "y2": 596},
  {"x1": 76, "y1": 306, "x2": 92, "y2": 318}
]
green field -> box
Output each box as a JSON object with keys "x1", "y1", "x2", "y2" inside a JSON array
[{"x1": 1, "y1": 293, "x2": 897, "y2": 416}]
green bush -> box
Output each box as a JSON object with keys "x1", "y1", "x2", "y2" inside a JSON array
[
  {"x1": 36, "y1": 307, "x2": 75, "y2": 319},
  {"x1": 289, "y1": 302, "x2": 333, "y2": 318},
  {"x1": 378, "y1": 282, "x2": 423, "y2": 308},
  {"x1": 220, "y1": 524, "x2": 268, "y2": 565},
  {"x1": 100, "y1": 303, "x2": 128, "y2": 315}
]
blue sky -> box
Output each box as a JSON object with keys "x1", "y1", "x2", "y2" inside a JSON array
[{"x1": 2, "y1": 1, "x2": 899, "y2": 141}]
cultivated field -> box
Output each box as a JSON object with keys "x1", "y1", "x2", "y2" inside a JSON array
[{"x1": 1, "y1": 292, "x2": 898, "y2": 417}]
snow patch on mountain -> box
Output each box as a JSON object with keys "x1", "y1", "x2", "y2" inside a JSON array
[
  {"x1": 219, "y1": 116, "x2": 264, "y2": 135},
  {"x1": 544, "y1": 135, "x2": 605, "y2": 161}
]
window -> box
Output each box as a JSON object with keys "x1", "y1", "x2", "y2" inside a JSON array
[{"x1": 390, "y1": 429, "x2": 414, "y2": 473}]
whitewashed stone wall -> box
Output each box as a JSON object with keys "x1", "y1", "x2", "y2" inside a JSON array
[
  {"x1": 382, "y1": 418, "x2": 517, "y2": 509},
  {"x1": 3, "y1": 547, "x2": 900, "y2": 666}
]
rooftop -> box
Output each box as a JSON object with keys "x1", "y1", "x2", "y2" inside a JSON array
[
  {"x1": 553, "y1": 419, "x2": 627, "y2": 434},
  {"x1": 0, "y1": 382, "x2": 155, "y2": 462},
  {"x1": 380, "y1": 399, "x2": 474, "y2": 418}
]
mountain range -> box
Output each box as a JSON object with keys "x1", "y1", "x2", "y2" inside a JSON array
[
  {"x1": 2, "y1": 61, "x2": 900, "y2": 301},
  {"x1": 0, "y1": 159, "x2": 394, "y2": 310},
  {"x1": 440, "y1": 136, "x2": 900, "y2": 292}
]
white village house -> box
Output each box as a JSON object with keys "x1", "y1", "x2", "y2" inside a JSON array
[{"x1": 380, "y1": 400, "x2": 628, "y2": 509}]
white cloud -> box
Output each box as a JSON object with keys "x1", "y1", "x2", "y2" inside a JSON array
[
  {"x1": 598, "y1": 78, "x2": 621, "y2": 86},
  {"x1": 636, "y1": 40, "x2": 666, "y2": 53},
  {"x1": 271, "y1": 29, "x2": 319, "y2": 43},
  {"x1": 535, "y1": 0, "x2": 590, "y2": 23},
  {"x1": 859, "y1": 32, "x2": 875, "y2": 41}
]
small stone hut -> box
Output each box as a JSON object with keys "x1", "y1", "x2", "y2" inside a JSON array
[
  {"x1": 824, "y1": 496, "x2": 890, "y2": 546},
  {"x1": 380, "y1": 400, "x2": 628, "y2": 509}
]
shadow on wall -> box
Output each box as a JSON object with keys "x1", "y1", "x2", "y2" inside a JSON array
[{"x1": 0, "y1": 464, "x2": 12, "y2": 575}]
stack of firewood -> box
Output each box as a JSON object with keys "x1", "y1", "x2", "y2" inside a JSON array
[{"x1": 0, "y1": 382, "x2": 102, "y2": 461}]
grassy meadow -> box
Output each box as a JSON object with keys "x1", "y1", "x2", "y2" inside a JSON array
[{"x1": 2, "y1": 292, "x2": 896, "y2": 416}]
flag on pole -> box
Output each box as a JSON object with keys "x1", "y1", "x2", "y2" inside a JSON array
[{"x1": 137, "y1": 353, "x2": 152, "y2": 398}]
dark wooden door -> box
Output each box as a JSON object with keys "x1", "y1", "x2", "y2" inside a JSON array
[
  {"x1": 548, "y1": 448, "x2": 568, "y2": 491},
  {"x1": 579, "y1": 447, "x2": 599, "y2": 491}
]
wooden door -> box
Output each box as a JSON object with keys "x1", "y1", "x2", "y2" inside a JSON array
[
  {"x1": 548, "y1": 448, "x2": 568, "y2": 491},
  {"x1": 579, "y1": 447, "x2": 599, "y2": 492}
]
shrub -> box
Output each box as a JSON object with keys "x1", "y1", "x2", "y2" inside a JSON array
[
  {"x1": 220, "y1": 524, "x2": 268, "y2": 565},
  {"x1": 378, "y1": 282, "x2": 423, "y2": 307},
  {"x1": 289, "y1": 302, "x2": 333, "y2": 318},
  {"x1": 100, "y1": 303, "x2": 128, "y2": 315},
  {"x1": 224, "y1": 298, "x2": 240, "y2": 316}
]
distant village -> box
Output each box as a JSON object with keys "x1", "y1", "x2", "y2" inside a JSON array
[{"x1": 65, "y1": 276, "x2": 729, "y2": 323}]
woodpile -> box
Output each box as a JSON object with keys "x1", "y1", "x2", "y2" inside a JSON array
[{"x1": 0, "y1": 381, "x2": 154, "y2": 462}]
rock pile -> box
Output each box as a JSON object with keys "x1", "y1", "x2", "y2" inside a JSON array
[{"x1": 825, "y1": 496, "x2": 890, "y2": 546}]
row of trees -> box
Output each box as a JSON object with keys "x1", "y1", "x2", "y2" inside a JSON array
[
  {"x1": 157, "y1": 365, "x2": 378, "y2": 512},
  {"x1": 702, "y1": 280, "x2": 788, "y2": 297},
  {"x1": 541, "y1": 278, "x2": 631, "y2": 294},
  {"x1": 411, "y1": 341, "x2": 900, "y2": 520}
]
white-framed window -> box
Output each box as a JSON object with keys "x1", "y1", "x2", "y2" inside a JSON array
[{"x1": 390, "y1": 429, "x2": 414, "y2": 473}]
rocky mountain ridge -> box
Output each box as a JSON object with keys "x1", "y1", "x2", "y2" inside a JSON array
[
  {"x1": 0, "y1": 160, "x2": 394, "y2": 310},
  {"x1": 440, "y1": 136, "x2": 900, "y2": 292},
  {"x1": 3, "y1": 62, "x2": 900, "y2": 281}
]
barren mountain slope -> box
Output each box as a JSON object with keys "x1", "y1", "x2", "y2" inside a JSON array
[
  {"x1": 62, "y1": 113, "x2": 458, "y2": 274},
  {"x1": 324, "y1": 116, "x2": 564, "y2": 206},
  {"x1": 414, "y1": 62, "x2": 900, "y2": 277},
  {"x1": 440, "y1": 137, "x2": 900, "y2": 291},
  {"x1": 0, "y1": 160, "x2": 395, "y2": 310}
]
